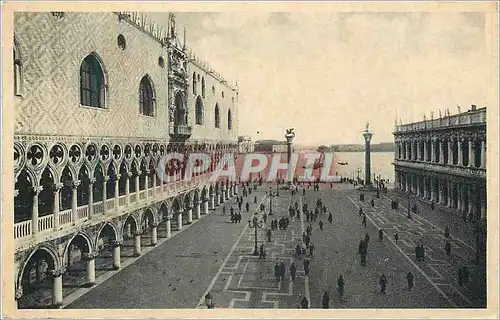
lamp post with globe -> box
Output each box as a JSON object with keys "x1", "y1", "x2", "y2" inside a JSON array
[{"x1": 248, "y1": 216, "x2": 263, "y2": 256}]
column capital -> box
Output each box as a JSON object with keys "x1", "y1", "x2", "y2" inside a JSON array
[
  {"x1": 72, "y1": 180, "x2": 81, "y2": 188},
  {"x1": 81, "y1": 252, "x2": 97, "y2": 260},
  {"x1": 89, "y1": 177, "x2": 97, "y2": 184},
  {"x1": 127, "y1": 172, "x2": 133, "y2": 178},
  {"x1": 53, "y1": 183, "x2": 64, "y2": 191},
  {"x1": 14, "y1": 189, "x2": 19, "y2": 197},
  {"x1": 48, "y1": 267, "x2": 66, "y2": 278},
  {"x1": 115, "y1": 174, "x2": 122, "y2": 180},
  {"x1": 112, "y1": 240, "x2": 123, "y2": 247},
  {"x1": 137, "y1": 171, "x2": 143, "y2": 176},
  {"x1": 15, "y1": 285, "x2": 23, "y2": 299},
  {"x1": 103, "y1": 175, "x2": 110, "y2": 182},
  {"x1": 151, "y1": 222, "x2": 159, "y2": 228},
  {"x1": 31, "y1": 185, "x2": 43, "y2": 194},
  {"x1": 133, "y1": 230, "x2": 142, "y2": 236}
]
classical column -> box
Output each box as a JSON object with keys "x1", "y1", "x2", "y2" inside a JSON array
[
  {"x1": 195, "y1": 201, "x2": 201, "y2": 219},
  {"x1": 467, "y1": 186, "x2": 473, "y2": 216},
  {"x1": 151, "y1": 223, "x2": 158, "y2": 245},
  {"x1": 135, "y1": 173, "x2": 140, "y2": 202},
  {"x1": 438, "y1": 179, "x2": 444, "y2": 204},
  {"x1": 468, "y1": 138, "x2": 474, "y2": 168},
  {"x1": 88, "y1": 178, "x2": 95, "y2": 216},
  {"x1": 71, "y1": 180, "x2": 81, "y2": 222},
  {"x1": 362, "y1": 128, "x2": 373, "y2": 186},
  {"x1": 53, "y1": 183, "x2": 62, "y2": 229},
  {"x1": 457, "y1": 183, "x2": 462, "y2": 212},
  {"x1": 187, "y1": 206, "x2": 193, "y2": 224},
  {"x1": 210, "y1": 193, "x2": 215, "y2": 210},
  {"x1": 447, "y1": 181, "x2": 452, "y2": 208},
  {"x1": 144, "y1": 171, "x2": 149, "y2": 200},
  {"x1": 439, "y1": 138, "x2": 445, "y2": 164},
  {"x1": 423, "y1": 140, "x2": 428, "y2": 161},
  {"x1": 31, "y1": 187, "x2": 41, "y2": 234},
  {"x1": 125, "y1": 172, "x2": 131, "y2": 204},
  {"x1": 416, "y1": 140, "x2": 421, "y2": 161},
  {"x1": 112, "y1": 241, "x2": 121, "y2": 270},
  {"x1": 133, "y1": 231, "x2": 141, "y2": 256},
  {"x1": 431, "y1": 138, "x2": 436, "y2": 163},
  {"x1": 49, "y1": 268, "x2": 64, "y2": 307},
  {"x1": 152, "y1": 170, "x2": 157, "y2": 197},
  {"x1": 82, "y1": 252, "x2": 96, "y2": 287},
  {"x1": 102, "y1": 176, "x2": 109, "y2": 215},
  {"x1": 215, "y1": 192, "x2": 220, "y2": 206},
  {"x1": 480, "y1": 139, "x2": 486, "y2": 168},
  {"x1": 430, "y1": 178, "x2": 435, "y2": 201},
  {"x1": 114, "y1": 174, "x2": 120, "y2": 209},
  {"x1": 165, "y1": 216, "x2": 171, "y2": 238},
  {"x1": 447, "y1": 138, "x2": 453, "y2": 165},
  {"x1": 177, "y1": 211, "x2": 183, "y2": 230},
  {"x1": 458, "y1": 138, "x2": 463, "y2": 166},
  {"x1": 203, "y1": 198, "x2": 209, "y2": 214},
  {"x1": 235, "y1": 183, "x2": 239, "y2": 195},
  {"x1": 221, "y1": 188, "x2": 226, "y2": 203}
]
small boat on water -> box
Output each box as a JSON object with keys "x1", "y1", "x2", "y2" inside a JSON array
[{"x1": 338, "y1": 161, "x2": 348, "y2": 165}]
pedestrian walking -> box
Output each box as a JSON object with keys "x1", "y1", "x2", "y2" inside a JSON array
[
  {"x1": 322, "y1": 291, "x2": 330, "y2": 309},
  {"x1": 444, "y1": 226, "x2": 450, "y2": 238},
  {"x1": 362, "y1": 214, "x2": 367, "y2": 227},
  {"x1": 300, "y1": 296, "x2": 309, "y2": 308},
  {"x1": 359, "y1": 207, "x2": 363, "y2": 217},
  {"x1": 254, "y1": 196, "x2": 257, "y2": 204},
  {"x1": 445, "y1": 241, "x2": 451, "y2": 256},
  {"x1": 371, "y1": 199, "x2": 375, "y2": 207},
  {"x1": 309, "y1": 243, "x2": 315, "y2": 257},
  {"x1": 295, "y1": 244, "x2": 301, "y2": 257},
  {"x1": 337, "y1": 275, "x2": 345, "y2": 297},
  {"x1": 246, "y1": 202, "x2": 249, "y2": 212},
  {"x1": 259, "y1": 244, "x2": 266, "y2": 260},
  {"x1": 378, "y1": 229, "x2": 383, "y2": 241},
  {"x1": 406, "y1": 272, "x2": 414, "y2": 290},
  {"x1": 304, "y1": 258, "x2": 310, "y2": 276},
  {"x1": 267, "y1": 229, "x2": 272, "y2": 242},
  {"x1": 303, "y1": 188, "x2": 306, "y2": 196},
  {"x1": 289, "y1": 262, "x2": 297, "y2": 280},
  {"x1": 379, "y1": 274, "x2": 387, "y2": 294},
  {"x1": 364, "y1": 233, "x2": 370, "y2": 245},
  {"x1": 319, "y1": 220, "x2": 324, "y2": 231},
  {"x1": 328, "y1": 212, "x2": 333, "y2": 224},
  {"x1": 263, "y1": 213, "x2": 267, "y2": 224},
  {"x1": 394, "y1": 233, "x2": 399, "y2": 242}
]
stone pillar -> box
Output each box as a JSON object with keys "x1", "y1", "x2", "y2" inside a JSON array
[
  {"x1": 203, "y1": 199, "x2": 209, "y2": 214},
  {"x1": 195, "y1": 201, "x2": 201, "y2": 219},
  {"x1": 144, "y1": 172, "x2": 150, "y2": 200},
  {"x1": 467, "y1": 186, "x2": 473, "y2": 216},
  {"x1": 362, "y1": 129, "x2": 373, "y2": 186},
  {"x1": 135, "y1": 173, "x2": 140, "y2": 202},
  {"x1": 187, "y1": 206, "x2": 193, "y2": 224},
  {"x1": 112, "y1": 241, "x2": 121, "y2": 270},
  {"x1": 468, "y1": 138, "x2": 474, "y2": 168},
  {"x1": 102, "y1": 176, "x2": 109, "y2": 215},
  {"x1": 151, "y1": 224, "x2": 158, "y2": 246},
  {"x1": 439, "y1": 138, "x2": 445, "y2": 164},
  {"x1": 423, "y1": 140, "x2": 428, "y2": 161},
  {"x1": 165, "y1": 217, "x2": 171, "y2": 238},
  {"x1": 177, "y1": 211, "x2": 183, "y2": 230},
  {"x1": 416, "y1": 140, "x2": 421, "y2": 161},
  {"x1": 133, "y1": 231, "x2": 141, "y2": 256},
  {"x1": 221, "y1": 188, "x2": 226, "y2": 203},
  {"x1": 457, "y1": 183, "x2": 462, "y2": 212},
  {"x1": 480, "y1": 188, "x2": 486, "y2": 219},
  {"x1": 88, "y1": 178, "x2": 95, "y2": 217},
  {"x1": 430, "y1": 178, "x2": 435, "y2": 201},
  {"x1": 481, "y1": 139, "x2": 486, "y2": 168},
  {"x1": 152, "y1": 171, "x2": 157, "y2": 197},
  {"x1": 125, "y1": 173, "x2": 131, "y2": 204},
  {"x1": 50, "y1": 268, "x2": 64, "y2": 307},
  {"x1": 447, "y1": 181, "x2": 452, "y2": 208},
  {"x1": 72, "y1": 180, "x2": 81, "y2": 222},
  {"x1": 82, "y1": 253, "x2": 96, "y2": 287},
  {"x1": 210, "y1": 194, "x2": 215, "y2": 210},
  {"x1": 53, "y1": 184, "x2": 62, "y2": 229},
  {"x1": 114, "y1": 174, "x2": 120, "y2": 209},
  {"x1": 438, "y1": 179, "x2": 444, "y2": 204},
  {"x1": 235, "y1": 183, "x2": 239, "y2": 195},
  {"x1": 31, "y1": 187, "x2": 41, "y2": 234},
  {"x1": 458, "y1": 138, "x2": 463, "y2": 166},
  {"x1": 431, "y1": 139, "x2": 436, "y2": 163},
  {"x1": 448, "y1": 139, "x2": 453, "y2": 165},
  {"x1": 215, "y1": 193, "x2": 220, "y2": 206}
]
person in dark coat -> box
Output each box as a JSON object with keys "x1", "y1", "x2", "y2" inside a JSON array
[
  {"x1": 406, "y1": 272, "x2": 414, "y2": 290},
  {"x1": 378, "y1": 229, "x2": 383, "y2": 241},
  {"x1": 309, "y1": 243, "x2": 315, "y2": 257},
  {"x1": 246, "y1": 202, "x2": 250, "y2": 212},
  {"x1": 322, "y1": 291, "x2": 330, "y2": 309},
  {"x1": 303, "y1": 258, "x2": 310, "y2": 276},
  {"x1": 328, "y1": 212, "x2": 333, "y2": 224},
  {"x1": 319, "y1": 220, "x2": 324, "y2": 231},
  {"x1": 445, "y1": 241, "x2": 451, "y2": 256},
  {"x1": 359, "y1": 207, "x2": 363, "y2": 217},
  {"x1": 364, "y1": 233, "x2": 370, "y2": 246},
  {"x1": 279, "y1": 262, "x2": 286, "y2": 281},
  {"x1": 289, "y1": 262, "x2": 297, "y2": 280},
  {"x1": 358, "y1": 239, "x2": 365, "y2": 255},
  {"x1": 295, "y1": 244, "x2": 302, "y2": 257},
  {"x1": 300, "y1": 296, "x2": 309, "y2": 308},
  {"x1": 302, "y1": 188, "x2": 306, "y2": 196},
  {"x1": 337, "y1": 275, "x2": 345, "y2": 297},
  {"x1": 222, "y1": 206, "x2": 226, "y2": 215},
  {"x1": 394, "y1": 233, "x2": 399, "y2": 241},
  {"x1": 444, "y1": 226, "x2": 450, "y2": 238},
  {"x1": 371, "y1": 199, "x2": 375, "y2": 207},
  {"x1": 379, "y1": 274, "x2": 387, "y2": 294},
  {"x1": 274, "y1": 263, "x2": 280, "y2": 281},
  {"x1": 238, "y1": 201, "x2": 242, "y2": 211},
  {"x1": 259, "y1": 244, "x2": 266, "y2": 260},
  {"x1": 267, "y1": 229, "x2": 272, "y2": 242}
]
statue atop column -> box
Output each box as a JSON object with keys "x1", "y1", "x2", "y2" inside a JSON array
[
  {"x1": 285, "y1": 128, "x2": 296, "y2": 189},
  {"x1": 362, "y1": 123, "x2": 374, "y2": 188}
]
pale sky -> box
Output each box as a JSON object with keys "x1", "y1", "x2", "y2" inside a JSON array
[{"x1": 150, "y1": 11, "x2": 492, "y2": 145}]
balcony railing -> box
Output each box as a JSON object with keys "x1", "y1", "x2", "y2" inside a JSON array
[
  {"x1": 393, "y1": 159, "x2": 486, "y2": 179},
  {"x1": 170, "y1": 124, "x2": 192, "y2": 137},
  {"x1": 14, "y1": 171, "x2": 227, "y2": 242}
]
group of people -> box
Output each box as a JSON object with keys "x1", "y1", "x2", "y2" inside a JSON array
[{"x1": 270, "y1": 217, "x2": 290, "y2": 231}]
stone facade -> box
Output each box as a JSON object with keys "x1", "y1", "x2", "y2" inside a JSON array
[
  {"x1": 237, "y1": 136, "x2": 254, "y2": 153},
  {"x1": 12, "y1": 12, "x2": 239, "y2": 308},
  {"x1": 393, "y1": 106, "x2": 486, "y2": 261}
]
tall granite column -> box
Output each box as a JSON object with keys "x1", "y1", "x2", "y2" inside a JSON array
[{"x1": 362, "y1": 125, "x2": 373, "y2": 186}]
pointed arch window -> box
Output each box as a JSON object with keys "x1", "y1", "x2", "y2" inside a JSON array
[
  {"x1": 201, "y1": 77, "x2": 206, "y2": 98},
  {"x1": 14, "y1": 44, "x2": 22, "y2": 96},
  {"x1": 192, "y1": 72, "x2": 197, "y2": 95},
  {"x1": 215, "y1": 104, "x2": 221, "y2": 128},
  {"x1": 139, "y1": 75, "x2": 156, "y2": 117},
  {"x1": 195, "y1": 96, "x2": 204, "y2": 125},
  {"x1": 228, "y1": 109, "x2": 233, "y2": 130},
  {"x1": 80, "y1": 54, "x2": 106, "y2": 108}
]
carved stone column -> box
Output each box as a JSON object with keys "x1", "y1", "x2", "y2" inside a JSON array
[
  {"x1": 82, "y1": 252, "x2": 97, "y2": 287},
  {"x1": 430, "y1": 178, "x2": 435, "y2": 202},
  {"x1": 49, "y1": 268, "x2": 65, "y2": 307},
  {"x1": 203, "y1": 198, "x2": 209, "y2": 215},
  {"x1": 177, "y1": 211, "x2": 183, "y2": 230},
  {"x1": 416, "y1": 140, "x2": 421, "y2": 161},
  {"x1": 187, "y1": 206, "x2": 193, "y2": 224},
  {"x1": 215, "y1": 192, "x2": 220, "y2": 206},
  {"x1": 431, "y1": 138, "x2": 436, "y2": 163},
  {"x1": 102, "y1": 176, "x2": 109, "y2": 215},
  {"x1": 467, "y1": 185, "x2": 473, "y2": 216},
  {"x1": 447, "y1": 138, "x2": 453, "y2": 165},
  {"x1": 447, "y1": 181, "x2": 452, "y2": 208},
  {"x1": 71, "y1": 180, "x2": 81, "y2": 222},
  {"x1": 165, "y1": 216, "x2": 171, "y2": 238},
  {"x1": 458, "y1": 138, "x2": 463, "y2": 166},
  {"x1": 133, "y1": 230, "x2": 142, "y2": 256},
  {"x1": 88, "y1": 178, "x2": 95, "y2": 217},
  {"x1": 135, "y1": 172, "x2": 140, "y2": 202},
  {"x1": 468, "y1": 138, "x2": 474, "y2": 167},
  {"x1": 112, "y1": 240, "x2": 122, "y2": 270},
  {"x1": 151, "y1": 223, "x2": 158, "y2": 246},
  {"x1": 152, "y1": 170, "x2": 157, "y2": 197},
  {"x1": 52, "y1": 183, "x2": 62, "y2": 230},
  {"x1": 144, "y1": 170, "x2": 150, "y2": 200},
  {"x1": 195, "y1": 201, "x2": 201, "y2": 219},
  {"x1": 438, "y1": 179, "x2": 444, "y2": 204},
  {"x1": 126, "y1": 172, "x2": 132, "y2": 204},
  {"x1": 210, "y1": 193, "x2": 215, "y2": 210},
  {"x1": 457, "y1": 183, "x2": 462, "y2": 212},
  {"x1": 439, "y1": 138, "x2": 445, "y2": 164},
  {"x1": 114, "y1": 174, "x2": 121, "y2": 209},
  {"x1": 481, "y1": 139, "x2": 486, "y2": 168},
  {"x1": 423, "y1": 140, "x2": 428, "y2": 161},
  {"x1": 31, "y1": 186, "x2": 42, "y2": 234}
]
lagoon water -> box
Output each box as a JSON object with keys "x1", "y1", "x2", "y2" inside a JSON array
[{"x1": 333, "y1": 152, "x2": 395, "y2": 182}]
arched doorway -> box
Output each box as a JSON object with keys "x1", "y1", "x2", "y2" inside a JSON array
[
  {"x1": 171, "y1": 198, "x2": 182, "y2": 232},
  {"x1": 18, "y1": 248, "x2": 58, "y2": 308},
  {"x1": 122, "y1": 216, "x2": 139, "y2": 257},
  {"x1": 63, "y1": 234, "x2": 93, "y2": 289},
  {"x1": 158, "y1": 203, "x2": 170, "y2": 238},
  {"x1": 141, "y1": 209, "x2": 156, "y2": 247},
  {"x1": 175, "y1": 92, "x2": 187, "y2": 125},
  {"x1": 15, "y1": 169, "x2": 33, "y2": 223},
  {"x1": 95, "y1": 223, "x2": 120, "y2": 271}
]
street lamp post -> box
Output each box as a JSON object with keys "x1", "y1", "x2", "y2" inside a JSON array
[
  {"x1": 269, "y1": 188, "x2": 274, "y2": 216},
  {"x1": 248, "y1": 216, "x2": 263, "y2": 256}
]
